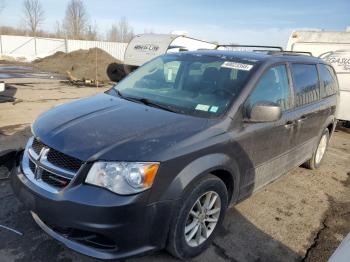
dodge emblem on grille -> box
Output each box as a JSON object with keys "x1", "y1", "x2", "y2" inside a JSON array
[
  {"x1": 34, "y1": 165, "x2": 43, "y2": 180},
  {"x1": 39, "y1": 147, "x2": 50, "y2": 161},
  {"x1": 34, "y1": 147, "x2": 50, "y2": 180}
]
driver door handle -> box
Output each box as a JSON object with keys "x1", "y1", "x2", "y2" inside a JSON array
[{"x1": 297, "y1": 115, "x2": 308, "y2": 123}]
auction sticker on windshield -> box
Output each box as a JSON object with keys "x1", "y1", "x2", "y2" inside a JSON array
[
  {"x1": 195, "y1": 104, "x2": 210, "y2": 111},
  {"x1": 221, "y1": 61, "x2": 253, "y2": 71}
]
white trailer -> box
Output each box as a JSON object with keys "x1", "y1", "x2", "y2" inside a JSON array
[
  {"x1": 108, "y1": 33, "x2": 217, "y2": 82},
  {"x1": 123, "y1": 33, "x2": 217, "y2": 67},
  {"x1": 287, "y1": 30, "x2": 350, "y2": 124}
]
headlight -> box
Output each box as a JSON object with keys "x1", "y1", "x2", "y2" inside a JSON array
[{"x1": 85, "y1": 162, "x2": 159, "y2": 195}]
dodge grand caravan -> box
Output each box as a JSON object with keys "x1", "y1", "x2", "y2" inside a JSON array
[{"x1": 11, "y1": 50, "x2": 339, "y2": 260}]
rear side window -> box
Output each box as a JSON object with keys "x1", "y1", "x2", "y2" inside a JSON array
[
  {"x1": 291, "y1": 64, "x2": 320, "y2": 107},
  {"x1": 319, "y1": 64, "x2": 338, "y2": 97},
  {"x1": 247, "y1": 65, "x2": 290, "y2": 111}
]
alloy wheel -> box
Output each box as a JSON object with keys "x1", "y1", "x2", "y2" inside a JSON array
[
  {"x1": 315, "y1": 134, "x2": 328, "y2": 164},
  {"x1": 184, "y1": 191, "x2": 221, "y2": 247}
]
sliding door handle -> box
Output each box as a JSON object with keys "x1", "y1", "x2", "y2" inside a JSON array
[{"x1": 284, "y1": 120, "x2": 295, "y2": 128}]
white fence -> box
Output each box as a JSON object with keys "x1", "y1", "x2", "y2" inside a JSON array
[{"x1": 0, "y1": 35, "x2": 128, "y2": 61}]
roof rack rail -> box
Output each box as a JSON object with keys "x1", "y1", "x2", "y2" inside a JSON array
[
  {"x1": 267, "y1": 50, "x2": 313, "y2": 56},
  {"x1": 216, "y1": 44, "x2": 283, "y2": 51},
  {"x1": 215, "y1": 45, "x2": 314, "y2": 56}
]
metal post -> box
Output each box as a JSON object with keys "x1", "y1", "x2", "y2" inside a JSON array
[
  {"x1": 95, "y1": 46, "x2": 98, "y2": 88},
  {"x1": 0, "y1": 35, "x2": 2, "y2": 55},
  {"x1": 34, "y1": 36, "x2": 37, "y2": 56},
  {"x1": 64, "y1": 37, "x2": 68, "y2": 53}
]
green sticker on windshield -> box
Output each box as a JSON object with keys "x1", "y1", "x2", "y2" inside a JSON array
[
  {"x1": 210, "y1": 106, "x2": 219, "y2": 113},
  {"x1": 195, "y1": 104, "x2": 210, "y2": 111}
]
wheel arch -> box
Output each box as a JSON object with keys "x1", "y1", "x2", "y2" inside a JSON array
[
  {"x1": 320, "y1": 115, "x2": 337, "y2": 140},
  {"x1": 326, "y1": 121, "x2": 336, "y2": 137},
  {"x1": 160, "y1": 153, "x2": 240, "y2": 204}
]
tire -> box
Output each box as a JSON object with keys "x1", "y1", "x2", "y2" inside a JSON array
[
  {"x1": 166, "y1": 174, "x2": 228, "y2": 259},
  {"x1": 123, "y1": 65, "x2": 138, "y2": 75},
  {"x1": 303, "y1": 128, "x2": 330, "y2": 170},
  {"x1": 106, "y1": 63, "x2": 127, "y2": 82}
]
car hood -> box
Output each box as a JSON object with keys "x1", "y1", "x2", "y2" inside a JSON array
[{"x1": 32, "y1": 92, "x2": 210, "y2": 161}]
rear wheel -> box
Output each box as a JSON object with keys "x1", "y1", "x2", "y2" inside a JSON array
[
  {"x1": 303, "y1": 128, "x2": 330, "y2": 169},
  {"x1": 167, "y1": 174, "x2": 228, "y2": 259}
]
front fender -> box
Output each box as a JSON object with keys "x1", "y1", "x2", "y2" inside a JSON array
[{"x1": 159, "y1": 153, "x2": 240, "y2": 204}]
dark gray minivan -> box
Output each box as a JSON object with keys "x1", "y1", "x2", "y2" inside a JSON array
[{"x1": 11, "y1": 50, "x2": 338, "y2": 260}]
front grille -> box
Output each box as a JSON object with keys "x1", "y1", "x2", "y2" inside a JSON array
[
  {"x1": 41, "y1": 170, "x2": 71, "y2": 188},
  {"x1": 29, "y1": 159, "x2": 36, "y2": 173},
  {"x1": 27, "y1": 137, "x2": 83, "y2": 190},
  {"x1": 32, "y1": 138, "x2": 83, "y2": 172},
  {"x1": 47, "y1": 148, "x2": 82, "y2": 172},
  {"x1": 32, "y1": 138, "x2": 45, "y2": 155},
  {"x1": 28, "y1": 158, "x2": 72, "y2": 189}
]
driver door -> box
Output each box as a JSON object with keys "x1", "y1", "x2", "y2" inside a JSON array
[{"x1": 235, "y1": 64, "x2": 297, "y2": 195}]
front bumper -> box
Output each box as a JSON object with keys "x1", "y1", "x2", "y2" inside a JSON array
[{"x1": 10, "y1": 163, "x2": 174, "y2": 260}]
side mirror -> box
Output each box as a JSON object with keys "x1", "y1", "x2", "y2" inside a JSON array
[{"x1": 246, "y1": 101, "x2": 282, "y2": 122}]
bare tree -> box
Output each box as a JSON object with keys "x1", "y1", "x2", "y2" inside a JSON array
[
  {"x1": 22, "y1": 0, "x2": 45, "y2": 36},
  {"x1": 0, "y1": 0, "x2": 6, "y2": 34},
  {"x1": 85, "y1": 21, "x2": 98, "y2": 40},
  {"x1": 54, "y1": 20, "x2": 64, "y2": 38},
  {"x1": 63, "y1": 0, "x2": 89, "y2": 39},
  {"x1": 0, "y1": 0, "x2": 6, "y2": 13},
  {"x1": 107, "y1": 25, "x2": 118, "y2": 42},
  {"x1": 107, "y1": 17, "x2": 134, "y2": 43}
]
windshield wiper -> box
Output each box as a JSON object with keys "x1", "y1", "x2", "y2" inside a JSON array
[
  {"x1": 134, "y1": 98, "x2": 177, "y2": 113},
  {"x1": 114, "y1": 89, "x2": 139, "y2": 103},
  {"x1": 114, "y1": 88, "x2": 126, "y2": 99},
  {"x1": 113, "y1": 89, "x2": 177, "y2": 113}
]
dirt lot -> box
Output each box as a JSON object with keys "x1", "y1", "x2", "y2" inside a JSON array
[
  {"x1": 0, "y1": 66, "x2": 350, "y2": 262},
  {"x1": 33, "y1": 48, "x2": 121, "y2": 82}
]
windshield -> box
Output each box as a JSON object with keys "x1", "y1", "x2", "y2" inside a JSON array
[{"x1": 114, "y1": 53, "x2": 256, "y2": 117}]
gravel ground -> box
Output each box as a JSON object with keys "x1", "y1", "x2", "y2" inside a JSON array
[{"x1": 0, "y1": 70, "x2": 349, "y2": 262}]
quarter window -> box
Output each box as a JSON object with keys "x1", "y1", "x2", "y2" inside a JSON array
[
  {"x1": 319, "y1": 64, "x2": 338, "y2": 97},
  {"x1": 291, "y1": 64, "x2": 320, "y2": 106},
  {"x1": 247, "y1": 65, "x2": 290, "y2": 111}
]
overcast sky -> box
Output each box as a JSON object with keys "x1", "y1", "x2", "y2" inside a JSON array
[{"x1": 1, "y1": 0, "x2": 349, "y2": 47}]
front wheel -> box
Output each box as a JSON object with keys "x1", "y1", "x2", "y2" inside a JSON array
[
  {"x1": 303, "y1": 128, "x2": 330, "y2": 169},
  {"x1": 167, "y1": 174, "x2": 228, "y2": 259}
]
